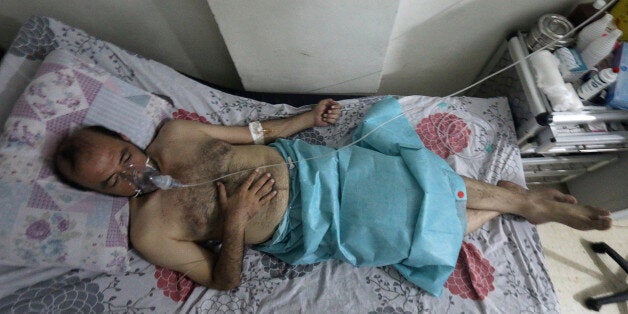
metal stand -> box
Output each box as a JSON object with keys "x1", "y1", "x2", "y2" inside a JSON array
[{"x1": 584, "y1": 242, "x2": 628, "y2": 311}]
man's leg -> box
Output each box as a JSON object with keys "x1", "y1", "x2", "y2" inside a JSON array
[
  {"x1": 462, "y1": 177, "x2": 612, "y2": 232},
  {"x1": 465, "y1": 209, "x2": 499, "y2": 234},
  {"x1": 465, "y1": 181, "x2": 527, "y2": 233}
]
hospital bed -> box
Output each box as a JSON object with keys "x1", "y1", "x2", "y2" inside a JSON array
[{"x1": 0, "y1": 16, "x2": 559, "y2": 313}]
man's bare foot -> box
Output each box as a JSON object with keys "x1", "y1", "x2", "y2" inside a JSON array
[
  {"x1": 497, "y1": 180, "x2": 578, "y2": 204},
  {"x1": 496, "y1": 181, "x2": 612, "y2": 231},
  {"x1": 526, "y1": 192, "x2": 611, "y2": 230}
]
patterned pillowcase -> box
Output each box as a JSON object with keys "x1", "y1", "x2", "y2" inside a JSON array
[{"x1": 0, "y1": 49, "x2": 174, "y2": 273}]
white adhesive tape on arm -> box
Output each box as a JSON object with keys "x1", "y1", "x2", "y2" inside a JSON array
[{"x1": 248, "y1": 121, "x2": 265, "y2": 144}]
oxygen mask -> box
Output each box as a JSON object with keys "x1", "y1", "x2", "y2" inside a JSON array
[{"x1": 120, "y1": 157, "x2": 184, "y2": 197}]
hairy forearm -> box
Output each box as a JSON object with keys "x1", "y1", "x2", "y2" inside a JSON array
[
  {"x1": 261, "y1": 110, "x2": 315, "y2": 143},
  {"x1": 183, "y1": 98, "x2": 338, "y2": 145},
  {"x1": 211, "y1": 222, "x2": 247, "y2": 290}
]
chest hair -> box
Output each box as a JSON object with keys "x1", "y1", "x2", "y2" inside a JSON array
[{"x1": 161, "y1": 138, "x2": 234, "y2": 240}]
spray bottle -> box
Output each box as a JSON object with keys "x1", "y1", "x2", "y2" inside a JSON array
[{"x1": 577, "y1": 67, "x2": 620, "y2": 101}]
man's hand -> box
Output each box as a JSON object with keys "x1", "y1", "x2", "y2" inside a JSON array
[
  {"x1": 312, "y1": 98, "x2": 342, "y2": 127},
  {"x1": 217, "y1": 169, "x2": 277, "y2": 228}
]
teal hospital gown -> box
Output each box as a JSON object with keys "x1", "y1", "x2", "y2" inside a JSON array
[{"x1": 255, "y1": 96, "x2": 467, "y2": 296}]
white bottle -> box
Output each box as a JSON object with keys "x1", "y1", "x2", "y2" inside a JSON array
[
  {"x1": 577, "y1": 67, "x2": 619, "y2": 100},
  {"x1": 592, "y1": 0, "x2": 606, "y2": 9},
  {"x1": 580, "y1": 29, "x2": 622, "y2": 69},
  {"x1": 576, "y1": 12, "x2": 614, "y2": 51}
]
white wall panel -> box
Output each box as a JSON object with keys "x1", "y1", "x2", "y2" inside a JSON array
[{"x1": 208, "y1": 0, "x2": 399, "y2": 93}]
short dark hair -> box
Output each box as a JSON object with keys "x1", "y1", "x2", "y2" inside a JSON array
[{"x1": 53, "y1": 125, "x2": 122, "y2": 190}]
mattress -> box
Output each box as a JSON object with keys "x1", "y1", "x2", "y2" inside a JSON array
[{"x1": 0, "y1": 16, "x2": 559, "y2": 313}]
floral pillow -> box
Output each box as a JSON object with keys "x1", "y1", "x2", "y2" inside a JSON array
[{"x1": 0, "y1": 49, "x2": 174, "y2": 273}]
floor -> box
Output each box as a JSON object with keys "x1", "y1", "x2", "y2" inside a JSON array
[{"x1": 533, "y1": 184, "x2": 628, "y2": 314}]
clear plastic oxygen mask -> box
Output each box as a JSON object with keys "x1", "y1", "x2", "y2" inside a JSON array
[{"x1": 120, "y1": 157, "x2": 185, "y2": 197}]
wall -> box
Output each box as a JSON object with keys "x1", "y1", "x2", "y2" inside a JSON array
[
  {"x1": 0, "y1": 0, "x2": 241, "y2": 89},
  {"x1": 208, "y1": 0, "x2": 401, "y2": 94},
  {"x1": 0, "y1": 0, "x2": 582, "y2": 96},
  {"x1": 568, "y1": 152, "x2": 628, "y2": 211},
  {"x1": 381, "y1": 0, "x2": 580, "y2": 96}
]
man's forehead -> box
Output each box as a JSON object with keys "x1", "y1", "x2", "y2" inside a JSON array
[
  {"x1": 76, "y1": 128, "x2": 124, "y2": 145},
  {"x1": 70, "y1": 131, "x2": 121, "y2": 169},
  {"x1": 71, "y1": 141, "x2": 118, "y2": 183}
]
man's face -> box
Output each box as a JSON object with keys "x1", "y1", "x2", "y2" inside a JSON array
[{"x1": 59, "y1": 130, "x2": 148, "y2": 197}]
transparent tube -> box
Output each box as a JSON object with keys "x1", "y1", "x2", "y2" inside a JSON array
[{"x1": 121, "y1": 163, "x2": 186, "y2": 194}]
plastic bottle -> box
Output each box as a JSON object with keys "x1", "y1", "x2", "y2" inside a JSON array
[
  {"x1": 580, "y1": 29, "x2": 622, "y2": 69},
  {"x1": 576, "y1": 12, "x2": 615, "y2": 51},
  {"x1": 577, "y1": 67, "x2": 619, "y2": 100},
  {"x1": 568, "y1": 0, "x2": 607, "y2": 27}
]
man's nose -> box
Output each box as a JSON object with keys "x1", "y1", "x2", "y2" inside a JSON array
[{"x1": 118, "y1": 167, "x2": 137, "y2": 188}]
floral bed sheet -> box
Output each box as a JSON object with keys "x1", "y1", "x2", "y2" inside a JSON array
[{"x1": 0, "y1": 16, "x2": 558, "y2": 313}]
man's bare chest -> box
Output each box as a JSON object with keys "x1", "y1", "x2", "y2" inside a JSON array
[
  {"x1": 136, "y1": 137, "x2": 232, "y2": 240},
  {"x1": 154, "y1": 185, "x2": 222, "y2": 241},
  {"x1": 138, "y1": 135, "x2": 290, "y2": 243}
]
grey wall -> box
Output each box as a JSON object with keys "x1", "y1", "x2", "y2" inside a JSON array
[
  {"x1": 0, "y1": 0, "x2": 241, "y2": 89},
  {"x1": 0, "y1": 0, "x2": 582, "y2": 96}
]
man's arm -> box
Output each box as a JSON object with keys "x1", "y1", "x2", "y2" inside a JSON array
[
  {"x1": 132, "y1": 170, "x2": 276, "y2": 290},
  {"x1": 212, "y1": 170, "x2": 277, "y2": 288},
  {"x1": 256, "y1": 98, "x2": 341, "y2": 143},
  {"x1": 163, "y1": 99, "x2": 341, "y2": 145}
]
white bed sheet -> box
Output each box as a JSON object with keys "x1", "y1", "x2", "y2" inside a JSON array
[{"x1": 0, "y1": 16, "x2": 559, "y2": 313}]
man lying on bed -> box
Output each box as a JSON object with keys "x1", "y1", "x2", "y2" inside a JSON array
[{"x1": 54, "y1": 97, "x2": 612, "y2": 296}]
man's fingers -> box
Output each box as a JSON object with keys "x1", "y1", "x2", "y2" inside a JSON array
[
  {"x1": 243, "y1": 169, "x2": 261, "y2": 189},
  {"x1": 322, "y1": 105, "x2": 341, "y2": 124},
  {"x1": 260, "y1": 190, "x2": 278, "y2": 204},
  {"x1": 324, "y1": 112, "x2": 340, "y2": 121},
  {"x1": 321, "y1": 98, "x2": 334, "y2": 104},
  {"x1": 251, "y1": 172, "x2": 271, "y2": 190},
  {"x1": 216, "y1": 182, "x2": 227, "y2": 206},
  {"x1": 256, "y1": 176, "x2": 275, "y2": 196}
]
